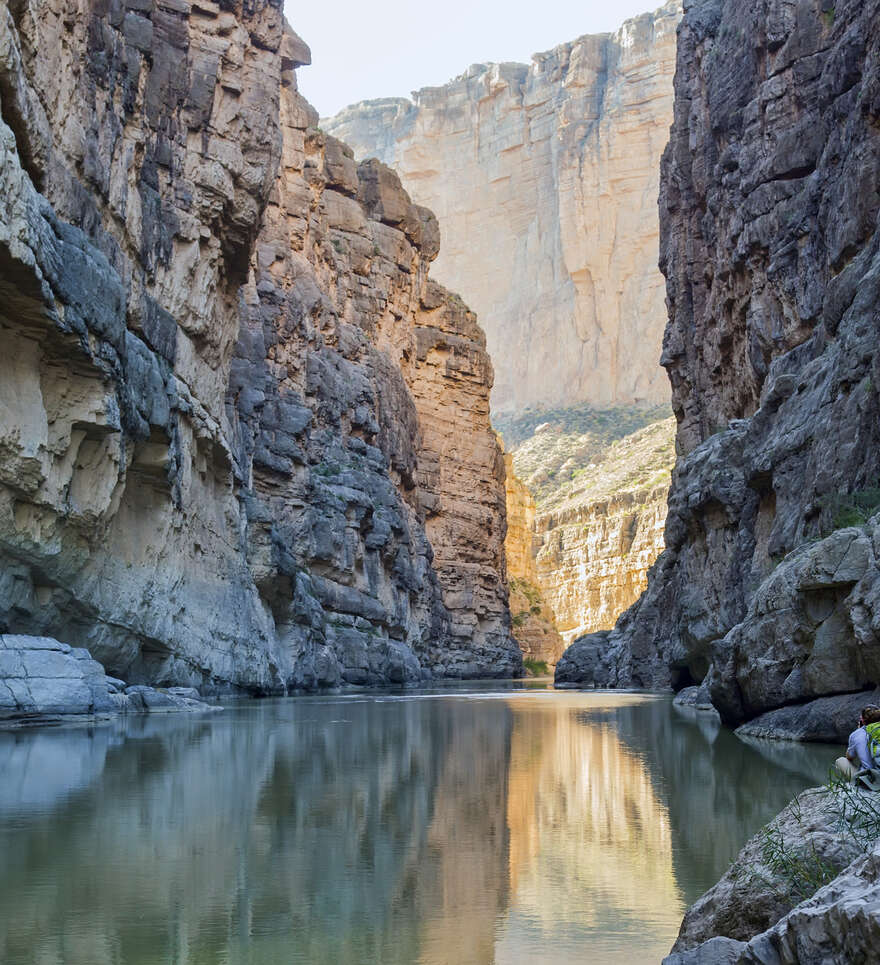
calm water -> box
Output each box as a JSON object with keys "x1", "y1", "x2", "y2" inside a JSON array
[{"x1": 0, "y1": 683, "x2": 836, "y2": 965}]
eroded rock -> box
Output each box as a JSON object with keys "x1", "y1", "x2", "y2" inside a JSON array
[
  {"x1": 556, "y1": 0, "x2": 880, "y2": 720},
  {"x1": 325, "y1": 2, "x2": 681, "y2": 415},
  {"x1": 0, "y1": 635, "x2": 215, "y2": 723},
  {"x1": 0, "y1": 0, "x2": 519, "y2": 692}
]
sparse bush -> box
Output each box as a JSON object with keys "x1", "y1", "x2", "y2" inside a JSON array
[
  {"x1": 819, "y1": 486, "x2": 880, "y2": 532},
  {"x1": 826, "y1": 770, "x2": 880, "y2": 850},
  {"x1": 756, "y1": 822, "x2": 838, "y2": 901},
  {"x1": 523, "y1": 658, "x2": 549, "y2": 676},
  {"x1": 740, "y1": 796, "x2": 838, "y2": 902}
]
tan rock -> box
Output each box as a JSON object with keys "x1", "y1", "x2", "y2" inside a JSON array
[
  {"x1": 503, "y1": 452, "x2": 565, "y2": 668},
  {"x1": 325, "y1": 1, "x2": 681, "y2": 415}
]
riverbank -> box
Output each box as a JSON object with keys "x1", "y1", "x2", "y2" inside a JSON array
[
  {"x1": 664, "y1": 780, "x2": 880, "y2": 963},
  {"x1": 0, "y1": 635, "x2": 217, "y2": 727}
]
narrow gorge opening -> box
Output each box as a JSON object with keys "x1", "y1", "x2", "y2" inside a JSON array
[{"x1": 323, "y1": 0, "x2": 682, "y2": 672}]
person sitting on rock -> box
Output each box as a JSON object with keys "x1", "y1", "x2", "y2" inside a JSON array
[{"x1": 835, "y1": 704, "x2": 880, "y2": 790}]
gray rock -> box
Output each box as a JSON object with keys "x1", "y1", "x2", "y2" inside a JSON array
[
  {"x1": 664, "y1": 937, "x2": 746, "y2": 965},
  {"x1": 555, "y1": 0, "x2": 880, "y2": 729},
  {"x1": 165, "y1": 686, "x2": 200, "y2": 699},
  {"x1": 0, "y1": 0, "x2": 519, "y2": 701},
  {"x1": 674, "y1": 683, "x2": 719, "y2": 713},
  {"x1": 735, "y1": 843, "x2": 880, "y2": 964},
  {"x1": 0, "y1": 636, "x2": 217, "y2": 723},
  {"x1": 736, "y1": 690, "x2": 880, "y2": 743},
  {"x1": 671, "y1": 788, "x2": 875, "y2": 953}
]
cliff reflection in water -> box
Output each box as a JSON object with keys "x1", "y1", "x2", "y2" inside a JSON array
[{"x1": 0, "y1": 689, "x2": 834, "y2": 964}]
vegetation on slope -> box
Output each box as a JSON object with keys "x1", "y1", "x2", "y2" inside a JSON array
[{"x1": 494, "y1": 404, "x2": 676, "y2": 512}]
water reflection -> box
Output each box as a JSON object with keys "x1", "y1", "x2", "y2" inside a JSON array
[{"x1": 0, "y1": 689, "x2": 835, "y2": 964}]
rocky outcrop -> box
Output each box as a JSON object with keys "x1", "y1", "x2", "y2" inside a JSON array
[
  {"x1": 671, "y1": 788, "x2": 866, "y2": 952},
  {"x1": 325, "y1": 2, "x2": 680, "y2": 415},
  {"x1": 0, "y1": 1, "x2": 519, "y2": 693},
  {"x1": 503, "y1": 453, "x2": 564, "y2": 667},
  {"x1": 736, "y1": 689, "x2": 880, "y2": 743},
  {"x1": 556, "y1": 0, "x2": 880, "y2": 719},
  {"x1": 664, "y1": 786, "x2": 880, "y2": 964},
  {"x1": 0, "y1": 634, "x2": 214, "y2": 722}
]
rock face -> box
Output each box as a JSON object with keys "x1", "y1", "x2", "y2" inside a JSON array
[
  {"x1": 0, "y1": 1, "x2": 519, "y2": 692},
  {"x1": 324, "y1": 1, "x2": 681, "y2": 415},
  {"x1": 557, "y1": 0, "x2": 880, "y2": 720},
  {"x1": 664, "y1": 786, "x2": 880, "y2": 965},
  {"x1": 736, "y1": 689, "x2": 880, "y2": 743},
  {"x1": 0, "y1": 635, "x2": 214, "y2": 721},
  {"x1": 503, "y1": 453, "x2": 564, "y2": 667},
  {"x1": 502, "y1": 411, "x2": 673, "y2": 650},
  {"x1": 537, "y1": 486, "x2": 669, "y2": 646}
]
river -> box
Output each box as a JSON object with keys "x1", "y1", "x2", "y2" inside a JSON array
[{"x1": 0, "y1": 683, "x2": 836, "y2": 964}]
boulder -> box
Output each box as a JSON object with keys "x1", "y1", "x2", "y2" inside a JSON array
[
  {"x1": 736, "y1": 690, "x2": 880, "y2": 743},
  {"x1": 671, "y1": 788, "x2": 869, "y2": 952},
  {"x1": 0, "y1": 635, "x2": 217, "y2": 724}
]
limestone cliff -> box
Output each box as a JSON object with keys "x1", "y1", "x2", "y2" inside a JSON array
[
  {"x1": 503, "y1": 453, "x2": 564, "y2": 668},
  {"x1": 557, "y1": 0, "x2": 880, "y2": 726},
  {"x1": 0, "y1": 0, "x2": 519, "y2": 691},
  {"x1": 325, "y1": 1, "x2": 681, "y2": 415},
  {"x1": 537, "y1": 486, "x2": 669, "y2": 647},
  {"x1": 499, "y1": 409, "x2": 673, "y2": 651}
]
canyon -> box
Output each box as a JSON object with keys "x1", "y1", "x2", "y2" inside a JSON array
[
  {"x1": 328, "y1": 4, "x2": 682, "y2": 657},
  {"x1": 0, "y1": 0, "x2": 520, "y2": 695},
  {"x1": 556, "y1": 0, "x2": 880, "y2": 740}
]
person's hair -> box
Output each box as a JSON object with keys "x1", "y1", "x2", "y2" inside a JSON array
[{"x1": 861, "y1": 705, "x2": 880, "y2": 725}]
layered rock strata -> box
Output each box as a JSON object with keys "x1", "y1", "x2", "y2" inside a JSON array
[
  {"x1": 536, "y1": 486, "x2": 669, "y2": 646},
  {"x1": 325, "y1": 1, "x2": 681, "y2": 414},
  {"x1": 502, "y1": 411, "x2": 673, "y2": 649},
  {"x1": 503, "y1": 453, "x2": 564, "y2": 668},
  {"x1": 0, "y1": 0, "x2": 518, "y2": 692},
  {"x1": 557, "y1": 0, "x2": 880, "y2": 725}
]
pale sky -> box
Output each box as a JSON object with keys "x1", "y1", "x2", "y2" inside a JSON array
[{"x1": 285, "y1": 1, "x2": 666, "y2": 118}]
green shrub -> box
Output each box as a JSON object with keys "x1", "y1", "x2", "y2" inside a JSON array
[
  {"x1": 523, "y1": 658, "x2": 549, "y2": 676},
  {"x1": 819, "y1": 486, "x2": 880, "y2": 532}
]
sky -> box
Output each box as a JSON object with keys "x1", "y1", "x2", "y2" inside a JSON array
[{"x1": 285, "y1": 1, "x2": 665, "y2": 118}]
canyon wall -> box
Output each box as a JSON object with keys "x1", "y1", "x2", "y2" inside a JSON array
[
  {"x1": 503, "y1": 453, "x2": 564, "y2": 667},
  {"x1": 501, "y1": 409, "x2": 673, "y2": 651},
  {"x1": 325, "y1": 1, "x2": 681, "y2": 415},
  {"x1": 536, "y1": 486, "x2": 668, "y2": 647},
  {"x1": 0, "y1": 0, "x2": 519, "y2": 692},
  {"x1": 557, "y1": 0, "x2": 880, "y2": 725}
]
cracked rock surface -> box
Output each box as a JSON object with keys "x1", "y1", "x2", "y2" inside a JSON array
[
  {"x1": 557, "y1": 0, "x2": 880, "y2": 732},
  {"x1": 0, "y1": 0, "x2": 519, "y2": 694},
  {"x1": 0, "y1": 634, "x2": 215, "y2": 722}
]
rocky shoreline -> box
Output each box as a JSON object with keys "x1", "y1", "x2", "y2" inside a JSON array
[
  {"x1": 0, "y1": 634, "x2": 217, "y2": 727},
  {"x1": 664, "y1": 782, "x2": 880, "y2": 964}
]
